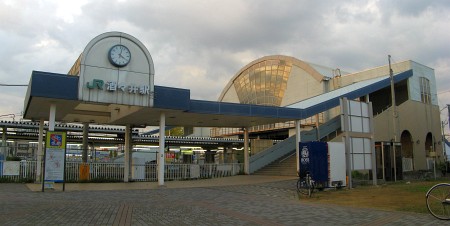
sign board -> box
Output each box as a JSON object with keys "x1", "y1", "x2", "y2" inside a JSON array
[
  {"x1": 2, "y1": 161, "x2": 20, "y2": 176},
  {"x1": 44, "y1": 131, "x2": 67, "y2": 183}
]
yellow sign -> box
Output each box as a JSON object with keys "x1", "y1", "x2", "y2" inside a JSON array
[
  {"x1": 79, "y1": 163, "x2": 90, "y2": 181},
  {"x1": 46, "y1": 131, "x2": 66, "y2": 149}
]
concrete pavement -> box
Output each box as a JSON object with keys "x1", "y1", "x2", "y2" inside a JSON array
[{"x1": 0, "y1": 175, "x2": 444, "y2": 225}]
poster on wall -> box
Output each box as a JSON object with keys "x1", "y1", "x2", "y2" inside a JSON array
[
  {"x1": 44, "y1": 131, "x2": 67, "y2": 183},
  {"x1": 2, "y1": 161, "x2": 20, "y2": 176}
]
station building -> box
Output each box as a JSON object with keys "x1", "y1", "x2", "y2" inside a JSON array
[
  {"x1": 5, "y1": 31, "x2": 444, "y2": 185},
  {"x1": 211, "y1": 55, "x2": 443, "y2": 180}
]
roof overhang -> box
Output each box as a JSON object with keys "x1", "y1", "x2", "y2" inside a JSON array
[
  {"x1": 23, "y1": 71, "x2": 303, "y2": 128},
  {"x1": 23, "y1": 69, "x2": 413, "y2": 128}
]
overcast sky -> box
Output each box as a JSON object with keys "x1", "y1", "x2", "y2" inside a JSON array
[{"x1": 1, "y1": 0, "x2": 450, "y2": 123}]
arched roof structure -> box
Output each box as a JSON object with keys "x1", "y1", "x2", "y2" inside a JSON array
[{"x1": 218, "y1": 55, "x2": 325, "y2": 107}]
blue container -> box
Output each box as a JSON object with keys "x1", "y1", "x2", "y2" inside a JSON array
[{"x1": 299, "y1": 141, "x2": 328, "y2": 183}]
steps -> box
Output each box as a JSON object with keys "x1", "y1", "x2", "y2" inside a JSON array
[{"x1": 253, "y1": 153, "x2": 297, "y2": 176}]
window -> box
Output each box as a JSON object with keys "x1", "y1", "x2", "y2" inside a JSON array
[
  {"x1": 233, "y1": 59, "x2": 292, "y2": 106},
  {"x1": 420, "y1": 77, "x2": 431, "y2": 104}
]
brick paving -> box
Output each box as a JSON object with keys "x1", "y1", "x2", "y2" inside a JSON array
[{"x1": 0, "y1": 177, "x2": 445, "y2": 225}]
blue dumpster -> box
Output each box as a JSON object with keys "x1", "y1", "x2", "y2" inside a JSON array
[{"x1": 299, "y1": 141, "x2": 329, "y2": 186}]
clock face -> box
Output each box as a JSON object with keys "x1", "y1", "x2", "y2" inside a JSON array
[{"x1": 108, "y1": 44, "x2": 131, "y2": 67}]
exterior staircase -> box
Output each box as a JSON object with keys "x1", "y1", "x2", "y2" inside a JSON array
[{"x1": 253, "y1": 153, "x2": 297, "y2": 176}]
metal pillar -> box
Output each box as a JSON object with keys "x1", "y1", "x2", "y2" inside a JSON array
[
  {"x1": 341, "y1": 98, "x2": 353, "y2": 189},
  {"x1": 381, "y1": 143, "x2": 385, "y2": 181},
  {"x1": 369, "y1": 102, "x2": 377, "y2": 185},
  {"x1": 36, "y1": 119, "x2": 44, "y2": 182},
  {"x1": 158, "y1": 112, "x2": 166, "y2": 186},
  {"x1": 295, "y1": 120, "x2": 301, "y2": 175},
  {"x1": 389, "y1": 55, "x2": 398, "y2": 142},
  {"x1": 82, "y1": 123, "x2": 89, "y2": 163},
  {"x1": 1, "y1": 126, "x2": 6, "y2": 158},
  {"x1": 244, "y1": 127, "x2": 249, "y2": 174},
  {"x1": 124, "y1": 125, "x2": 131, "y2": 182}
]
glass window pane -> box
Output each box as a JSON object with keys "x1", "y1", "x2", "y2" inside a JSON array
[
  {"x1": 352, "y1": 154, "x2": 365, "y2": 170},
  {"x1": 351, "y1": 138, "x2": 364, "y2": 153}
]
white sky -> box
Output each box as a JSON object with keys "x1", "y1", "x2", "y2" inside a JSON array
[{"x1": 1, "y1": 0, "x2": 450, "y2": 125}]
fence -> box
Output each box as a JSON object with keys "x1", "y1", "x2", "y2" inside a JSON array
[{"x1": 0, "y1": 160, "x2": 244, "y2": 183}]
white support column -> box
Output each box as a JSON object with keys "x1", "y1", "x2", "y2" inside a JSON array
[
  {"x1": 244, "y1": 127, "x2": 249, "y2": 175},
  {"x1": 295, "y1": 120, "x2": 301, "y2": 175},
  {"x1": 124, "y1": 125, "x2": 131, "y2": 182},
  {"x1": 36, "y1": 119, "x2": 44, "y2": 182},
  {"x1": 158, "y1": 112, "x2": 166, "y2": 186},
  {"x1": 369, "y1": 102, "x2": 377, "y2": 185},
  {"x1": 49, "y1": 104, "x2": 56, "y2": 131}
]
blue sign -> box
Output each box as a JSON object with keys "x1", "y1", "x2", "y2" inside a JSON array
[{"x1": 299, "y1": 141, "x2": 329, "y2": 183}]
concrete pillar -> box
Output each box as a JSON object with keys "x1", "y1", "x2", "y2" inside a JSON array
[
  {"x1": 231, "y1": 147, "x2": 236, "y2": 163},
  {"x1": 341, "y1": 97, "x2": 353, "y2": 189},
  {"x1": 244, "y1": 127, "x2": 249, "y2": 174},
  {"x1": 124, "y1": 125, "x2": 131, "y2": 182},
  {"x1": 82, "y1": 123, "x2": 89, "y2": 163},
  {"x1": 369, "y1": 102, "x2": 377, "y2": 185},
  {"x1": 48, "y1": 104, "x2": 56, "y2": 131},
  {"x1": 295, "y1": 120, "x2": 301, "y2": 175},
  {"x1": 158, "y1": 112, "x2": 166, "y2": 186},
  {"x1": 36, "y1": 119, "x2": 44, "y2": 182}
]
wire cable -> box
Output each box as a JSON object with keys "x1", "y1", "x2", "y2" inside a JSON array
[{"x1": 0, "y1": 84, "x2": 28, "y2": 86}]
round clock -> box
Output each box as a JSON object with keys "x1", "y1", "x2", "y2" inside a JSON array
[{"x1": 108, "y1": 44, "x2": 131, "y2": 67}]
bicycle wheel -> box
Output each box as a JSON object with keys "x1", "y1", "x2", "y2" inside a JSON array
[
  {"x1": 426, "y1": 183, "x2": 450, "y2": 220},
  {"x1": 297, "y1": 178, "x2": 310, "y2": 196}
]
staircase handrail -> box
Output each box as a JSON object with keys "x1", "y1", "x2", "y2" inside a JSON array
[{"x1": 249, "y1": 115, "x2": 341, "y2": 174}]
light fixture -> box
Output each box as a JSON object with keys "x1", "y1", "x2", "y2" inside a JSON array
[{"x1": 416, "y1": 140, "x2": 420, "y2": 144}]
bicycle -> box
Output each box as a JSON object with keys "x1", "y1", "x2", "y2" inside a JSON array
[
  {"x1": 297, "y1": 171, "x2": 315, "y2": 197},
  {"x1": 426, "y1": 183, "x2": 450, "y2": 220}
]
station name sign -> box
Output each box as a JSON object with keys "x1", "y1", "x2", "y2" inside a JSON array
[{"x1": 86, "y1": 79, "x2": 154, "y2": 97}]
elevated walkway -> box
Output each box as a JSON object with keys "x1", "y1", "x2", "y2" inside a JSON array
[{"x1": 250, "y1": 69, "x2": 413, "y2": 174}]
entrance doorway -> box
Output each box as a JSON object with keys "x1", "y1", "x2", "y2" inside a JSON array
[
  {"x1": 401, "y1": 130, "x2": 414, "y2": 171},
  {"x1": 376, "y1": 141, "x2": 403, "y2": 181}
]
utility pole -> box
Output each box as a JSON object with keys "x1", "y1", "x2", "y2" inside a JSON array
[
  {"x1": 389, "y1": 55, "x2": 398, "y2": 181},
  {"x1": 389, "y1": 55, "x2": 398, "y2": 142}
]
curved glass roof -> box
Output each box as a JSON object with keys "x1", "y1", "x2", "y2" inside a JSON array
[
  {"x1": 233, "y1": 58, "x2": 292, "y2": 106},
  {"x1": 219, "y1": 55, "x2": 326, "y2": 107}
]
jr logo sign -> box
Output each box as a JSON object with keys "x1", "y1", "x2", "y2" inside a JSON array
[
  {"x1": 86, "y1": 79, "x2": 104, "y2": 89},
  {"x1": 86, "y1": 79, "x2": 153, "y2": 96}
]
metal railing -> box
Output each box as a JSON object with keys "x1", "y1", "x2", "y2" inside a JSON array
[{"x1": 0, "y1": 160, "x2": 244, "y2": 183}]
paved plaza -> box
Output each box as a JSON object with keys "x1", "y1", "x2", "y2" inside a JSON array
[{"x1": 0, "y1": 175, "x2": 444, "y2": 225}]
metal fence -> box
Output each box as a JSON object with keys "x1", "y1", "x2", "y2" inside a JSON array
[{"x1": 0, "y1": 160, "x2": 244, "y2": 183}]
